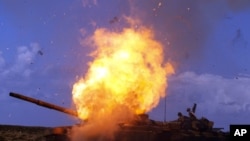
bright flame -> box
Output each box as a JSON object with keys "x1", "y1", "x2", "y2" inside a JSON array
[{"x1": 72, "y1": 20, "x2": 174, "y2": 122}]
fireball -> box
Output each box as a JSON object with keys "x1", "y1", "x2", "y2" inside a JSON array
[{"x1": 72, "y1": 19, "x2": 174, "y2": 121}]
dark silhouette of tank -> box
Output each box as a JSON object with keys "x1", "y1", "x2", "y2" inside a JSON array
[
  {"x1": 117, "y1": 104, "x2": 229, "y2": 141},
  {"x1": 9, "y1": 92, "x2": 229, "y2": 141}
]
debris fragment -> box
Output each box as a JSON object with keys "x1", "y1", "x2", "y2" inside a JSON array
[
  {"x1": 109, "y1": 16, "x2": 119, "y2": 24},
  {"x1": 158, "y1": 2, "x2": 162, "y2": 7},
  {"x1": 38, "y1": 50, "x2": 43, "y2": 56}
]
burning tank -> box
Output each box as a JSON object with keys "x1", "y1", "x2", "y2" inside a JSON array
[{"x1": 9, "y1": 92, "x2": 229, "y2": 141}]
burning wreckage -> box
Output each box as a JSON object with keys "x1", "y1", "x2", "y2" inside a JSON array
[{"x1": 9, "y1": 92, "x2": 229, "y2": 141}]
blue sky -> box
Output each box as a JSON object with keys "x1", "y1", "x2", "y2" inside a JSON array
[{"x1": 0, "y1": 0, "x2": 250, "y2": 131}]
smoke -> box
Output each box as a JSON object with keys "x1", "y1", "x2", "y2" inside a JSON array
[
  {"x1": 123, "y1": 0, "x2": 213, "y2": 68},
  {"x1": 77, "y1": 0, "x2": 250, "y2": 70},
  {"x1": 71, "y1": 106, "x2": 134, "y2": 140},
  {"x1": 124, "y1": 0, "x2": 250, "y2": 70}
]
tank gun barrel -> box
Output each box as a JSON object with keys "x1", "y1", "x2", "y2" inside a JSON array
[{"x1": 9, "y1": 92, "x2": 78, "y2": 117}]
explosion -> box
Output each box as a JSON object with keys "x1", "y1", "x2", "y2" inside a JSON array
[{"x1": 71, "y1": 18, "x2": 174, "y2": 139}]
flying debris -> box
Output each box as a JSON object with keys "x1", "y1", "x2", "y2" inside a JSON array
[
  {"x1": 158, "y1": 2, "x2": 162, "y2": 7},
  {"x1": 109, "y1": 16, "x2": 119, "y2": 24},
  {"x1": 38, "y1": 50, "x2": 43, "y2": 56}
]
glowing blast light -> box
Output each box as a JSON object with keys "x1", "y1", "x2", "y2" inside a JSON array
[{"x1": 72, "y1": 20, "x2": 174, "y2": 121}]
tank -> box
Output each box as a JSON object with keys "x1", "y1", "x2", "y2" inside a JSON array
[
  {"x1": 9, "y1": 92, "x2": 229, "y2": 141},
  {"x1": 117, "y1": 104, "x2": 229, "y2": 141}
]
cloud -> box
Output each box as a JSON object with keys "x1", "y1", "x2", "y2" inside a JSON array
[
  {"x1": 0, "y1": 43, "x2": 41, "y2": 99},
  {"x1": 82, "y1": 0, "x2": 98, "y2": 7},
  {"x1": 170, "y1": 72, "x2": 250, "y2": 112},
  {"x1": 161, "y1": 71, "x2": 250, "y2": 130},
  {"x1": 2, "y1": 43, "x2": 40, "y2": 77}
]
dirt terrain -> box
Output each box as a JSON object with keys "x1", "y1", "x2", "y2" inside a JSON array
[
  {"x1": 0, "y1": 124, "x2": 229, "y2": 141},
  {"x1": 0, "y1": 125, "x2": 69, "y2": 141}
]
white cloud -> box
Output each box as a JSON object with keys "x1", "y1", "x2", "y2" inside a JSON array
[
  {"x1": 11, "y1": 43, "x2": 40, "y2": 76},
  {"x1": 169, "y1": 72, "x2": 250, "y2": 113},
  {"x1": 0, "y1": 43, "x2": 41, "y2": 101},
  {"x1": 164, "y1": 71, "x2": 250, "y2": 130},
  {"x1": 1, "y1": 43, "x2": 40, "y2": 78}
]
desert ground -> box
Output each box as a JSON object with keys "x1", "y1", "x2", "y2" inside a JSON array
[{"x1": 0, "y1": 125, "x2": 69, "y2": 141}]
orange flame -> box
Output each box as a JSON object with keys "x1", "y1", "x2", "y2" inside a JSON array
[{"x1": 72, "y1": 19, "x2": 174, "y2": 122}]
